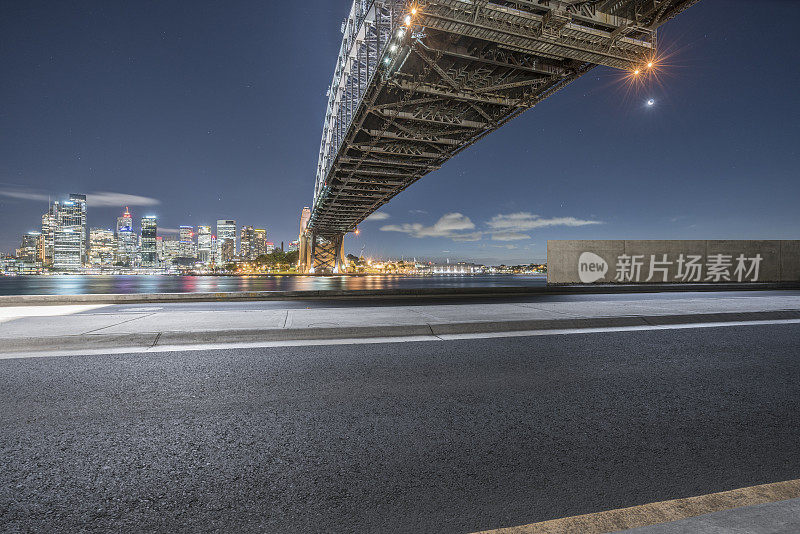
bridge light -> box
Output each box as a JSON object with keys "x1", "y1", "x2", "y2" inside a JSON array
[
  {"x1": 404, "y1": 14, "x2": 412, "y2": 26},
  {"x1": 390, "y1": 44, "x2": 398, "y2": 52},
  {"x1": 396, "y1": 28, "x2": 405, "y2": 38},
  {"x1": 633, "y1": 69, "x2": 640, "y2": 75},
  {"x1": 647, "y1": 61, "x2": 654, "y2": 68},
  {"x1": 384, "y1": 57, "x2": 391, "y2": 64},
  {"x1": 411, "y1": 7, "x2": 417, "y2": 15}
]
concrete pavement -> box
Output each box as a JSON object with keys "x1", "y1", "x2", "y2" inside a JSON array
[
  {"x1": 2, "y1": 324, "x2": 800, "y2": 532},
  {"x1": 1, "y1": 290, "x2": 799, "y2": 355}
]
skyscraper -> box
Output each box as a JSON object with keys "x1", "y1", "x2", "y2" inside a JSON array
[
  {"x1": 197, "y1": 226, "x2": 212, "y2": 265},
  {"x1": 140, "y1": 216, "x2": 158, "y2": 267},
  {"x1": 160, "y1": 240, "x2": 182, "y2": 266},
  {"x1": 18, "y1": 232, "x2": 41, "y2": 264},
  {"x1": 89, "y1": 228, "x2": 115, "y2": 267},
  {"x1": 40, "y1": 205, "x2": 56, "y2": 266},
  {"x1": 253, "y1": 229, "x2": 267, "y2": 258},
  {"x1": 216, "y1": 220, "x2": 236, "y2": 263},
  {"x1": 240, "y1": 226, "x2": 255, "y2": 260},
  {"x1": 53, "y1": 194, "x2": 86, "y2": 271},
  {"x1": 115, "y1": 207, "x2": 136, "y2": 266},
  {"x1": 179, "y1": 226, "x2": 196, "y2": 258}
]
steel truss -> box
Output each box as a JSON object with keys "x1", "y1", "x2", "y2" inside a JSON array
[{"x1": 309, "y1": 0, "x2": 702, "y2": 236}]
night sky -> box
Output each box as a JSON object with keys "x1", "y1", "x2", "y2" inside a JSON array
[{"x1": 1, "y1": 0, "x2": 798, "y2": 263}]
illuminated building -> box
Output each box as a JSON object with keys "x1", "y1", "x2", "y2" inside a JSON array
[
  {"x1": 18, "y1": 232, "x2": 41, "y2": 264},
  {"x1": 431, "y1": 262, "x2": 482, "y2": 274},
  {"x1": 140, "y1": 217, "x2": 158, "y2": 267},
  {"x1": 41, "y1": 205, "x2": 56, "y2": 266},
  {"x1": 240, "y1": 226, "x2": 255, "y2": 260},
  {"x1": 287, "y1": 240, "x2": 300, "y2": 253},
  {"x1": 179, "y1": 225, "x2": 196, "y2": 258},
  {"x1": 53, "y1": 194, "x2": 87, "y2": 271},
  {"x1": 266, "y1": 242, "x2": 275, "y2": 254},
  {"x1": 216, "y1": 220, "x2": 236, "y2": 263},
  {"x1": 197, "y1": 226, "x2": 212, "y2": 265},
  {"x1": 88, "y1": 229, "x2": 115, "y2": 267},
  {"x1": 160, "y1": 240, "x2": 182, "y2": 265},
  {"x1": 115, "y1": 207, "x2": 136, "y2": 266},
  {"x1": 210, "y1": 235, "x2": 218, "y2": 265},
  {"x1": 253, "y1": 229, "x2": 267, "y2": 258}
]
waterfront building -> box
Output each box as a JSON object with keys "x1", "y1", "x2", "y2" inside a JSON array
[
  {"x1": 115, "y1": 207, "x2": 136, "y2": 266},
  {"x1": 216, "y1": 220, "x2": 236, "y2": 263},
  {"x1": 210, "y1": 235, "x2": 218, "y2": 266},
  {"x1": 160, "y1": 239, "x2": 182, "y2": 266},
  {"x1": 220, "y1": 239, "x2": 235, "y2": 265},
  {"x1": 287, "y1": 240, "x2": 300, "y2": 253},
  {"x1": 266, "y1": 242, "x2": 275, "y2": 254},
  {"x1": 179, "y1": 225, "x2": 196, "y2": 258},
  {"x1": 18, "y1": 232, "x2": 41, "y2": 264},
  {"x1": 40, "y1": 205, "x2": 56, "y2": 266},
  {"x1": 88, "y1": 229, "x2": 116, "y2": 267},
  {"x1": 240, "y1": 226, "x2": 256, "y2": 260},
  {"x1": 140, "y1": 217, "x2": 158, "y2": 267},
  {"x1": 53, "y1": 194, "x2": 87, "y2": 271},
  {"x1": 197, "y1": 226, "x2": 212, "y2": 265},
  {"x1": 431, "y1": 262, "x2": 483, "y2": 274},
  {"x1": 156, "y1": 237, "x2": 164, "y2": 262},
  {"x1": 253, "y1": 229, "x2": 267, "y2": 258}
]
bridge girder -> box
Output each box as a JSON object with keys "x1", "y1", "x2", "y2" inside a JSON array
[{"x1": 308, "y1": 0, "x2": 702, "y2": 235}]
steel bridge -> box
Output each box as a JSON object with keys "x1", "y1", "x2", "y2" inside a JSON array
[{"x1": 299, "y1": 0, "x2": 702, "y2": 273}]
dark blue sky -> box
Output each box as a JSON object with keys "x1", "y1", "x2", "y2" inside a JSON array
[{"x1": 1, "y1": 0, "x2": 798, "y2": 263}]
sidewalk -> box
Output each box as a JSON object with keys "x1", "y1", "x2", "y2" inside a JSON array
[
  {"x1": 1, "y1": 292, "x2": 799, "y2": 355},
  {"x1": 476, "y1": 479, "x2": 800, "y2": 533}
]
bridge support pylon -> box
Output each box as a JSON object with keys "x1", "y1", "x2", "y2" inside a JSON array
[{"x1": 298, "y1": 231, "x2": 347, "y2": 274}]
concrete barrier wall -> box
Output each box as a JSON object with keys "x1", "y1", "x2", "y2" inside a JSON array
[{"x1": 547, "y1": 240, "x2": 800, "y2": 284}]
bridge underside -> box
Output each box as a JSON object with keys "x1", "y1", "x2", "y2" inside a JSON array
[{"x1": 305, "y1": 0, "x2": 701, "y2": 271}]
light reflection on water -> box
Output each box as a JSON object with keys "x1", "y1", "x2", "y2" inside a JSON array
[{"x1": 0, "y1": 274, "x2": 547, "y2": 296}]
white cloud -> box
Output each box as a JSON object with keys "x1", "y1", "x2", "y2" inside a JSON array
[
  {"x1": 86, "y1": 192, "x2": 160, "y2": 207},
  {"x1": 376, "y1": 211, "x2": 601, "y2": 243},
  {"x1": 364, "y1": 211, "x2": 390, "y2": 222},
  {"x1": 0, "y1": 189, "x2": 49, "y2": 202},
  {"x1": 491, "y1": 231, "x2": 531, "y2": 241},
  {"x1": 381, "y1": 212, "x2": 478, "y2": 241},
  {"x1": 0, "y1": 188, "x2": 160, "y2": 208},
  {"x1": 488, "y1": 212, "x2": 602, "y2": 232},
  {"x1": 450, "y1": 232, "x2": 483, "y2": 242},
  {"x1": 158, "y1": 228, "x2": 180, "y2": 235}
]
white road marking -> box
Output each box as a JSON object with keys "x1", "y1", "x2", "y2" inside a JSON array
[
  {"x1": 0, "y1": 305, "x2": 108, "y2": 324},
  {"x1": 0, "y1": 318, "x2": 798, "y2": 360}
]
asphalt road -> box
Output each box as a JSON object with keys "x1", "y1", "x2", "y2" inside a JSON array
[{"x1": 2, "y1": 323, "x2": 800, "y2": 532}]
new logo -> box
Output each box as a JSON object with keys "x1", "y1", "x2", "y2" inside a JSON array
[{"x1": 578, "y1": 252, "x2": 608, "y2": 283}]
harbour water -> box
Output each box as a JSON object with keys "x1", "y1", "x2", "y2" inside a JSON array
[{"x1": 0, "y1": 274, "x2": 547, "y2": 296}]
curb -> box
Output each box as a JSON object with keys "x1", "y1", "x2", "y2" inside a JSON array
[
  {"x1": 2, "y1": 310, "x2": 798, "y2": 356},
  {"x1": 0, "y1": 282, "x2": 798, "y2": 307}
]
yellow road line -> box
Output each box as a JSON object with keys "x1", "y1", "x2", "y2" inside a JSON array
[{"x1": 473, "y1": 478, "x2": 800, "y2": 534}]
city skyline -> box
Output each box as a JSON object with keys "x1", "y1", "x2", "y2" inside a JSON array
[
  {"x1": 4, "y1": 191, "x2": 301, "y2": 273},
  {"x1": 1, "y1": 0, "x2": 798, "y2": 264}
]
